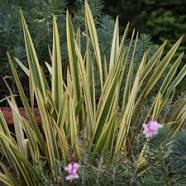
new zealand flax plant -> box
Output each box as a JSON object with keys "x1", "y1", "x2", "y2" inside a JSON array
[{"x1": 0, "y1": 1, "x2": 186, "y2": 185}]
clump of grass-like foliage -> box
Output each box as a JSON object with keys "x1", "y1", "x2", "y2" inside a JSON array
[{"x1": 0, "y1": 1, "x2": 186, "y2": 185}]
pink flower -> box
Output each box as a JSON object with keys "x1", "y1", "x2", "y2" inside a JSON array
[
  {"x1": 64, "y1": 160, "x2": 80, "y2": 181},
  {"x1": 143, "y1": 119, "x2": 162, "y2": 139}
]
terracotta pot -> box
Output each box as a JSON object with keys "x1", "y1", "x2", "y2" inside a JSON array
[{"x1": 0, "y1": 107, "x2": 41, "y2": 125}]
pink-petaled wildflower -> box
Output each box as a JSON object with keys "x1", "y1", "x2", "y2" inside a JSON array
[
  {"x1": 143, "y1": 119, "x2": 162, "y2": 139},
  {"x1": 64, "y1": 158, "x2": 80, "y2": 181}
]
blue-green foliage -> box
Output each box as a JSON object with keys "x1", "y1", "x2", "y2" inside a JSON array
[
  {"x1": 0, "y1": 0, "x2": 157, "y2": 74},
  {"x1": 23, "y1": 126, "x2": 186, "y2": 185},
  {"x1": 168, "y1": 130, "x2": 186, "y2": 183},
  {"x1": 0, "y1": 0, "x2": 159, "y2": 105}
]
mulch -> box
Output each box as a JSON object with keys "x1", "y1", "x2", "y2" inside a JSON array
[{"x1": 0, "y1": 107, "x2": 41, "y2": 125}]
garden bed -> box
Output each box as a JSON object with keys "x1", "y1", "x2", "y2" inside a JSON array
[{"x1": 1, "y1": 107, "x2": 41, "y2": 125}]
